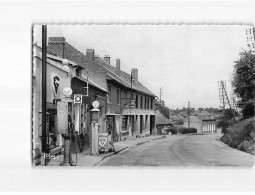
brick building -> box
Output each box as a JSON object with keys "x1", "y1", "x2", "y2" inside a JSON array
[
  {"x1": 97, "y1": 56, "x2": 157, "y2": 140},
  {"x1": 47, "y1": 37, "x2": 157, "y2": 144}
]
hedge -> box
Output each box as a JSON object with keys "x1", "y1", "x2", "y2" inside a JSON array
[{"x1": 164, "y1": 127, "x2": 197, "y2": 134}]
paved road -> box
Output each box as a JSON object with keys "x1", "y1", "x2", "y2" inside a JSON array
[{"x1": 100, "y1": 134, "x2": 254, "y2": 166}]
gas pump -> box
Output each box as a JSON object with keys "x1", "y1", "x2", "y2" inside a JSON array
[
  {"x1": 91, "y1": 101, "x2": 100, "y2": 155},
  {"x1": 54, "y1": 87, "x2": 77, "y2": 166}
]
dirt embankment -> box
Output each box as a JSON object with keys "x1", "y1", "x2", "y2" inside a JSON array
[{"x1": 220, "y1": 117, "x2": 255, "y2": 155}]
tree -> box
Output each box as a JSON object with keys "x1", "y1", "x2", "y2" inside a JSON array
[
  {"x1": 217, "y1": 108, "x2": 237, "y2": 134},
  {"x1": 155, "y1": 102, "x2": 170, "y2": 119},
  {"x1": 232, "y1": 51, "x2": 255, "y2": 118},
  {"x1": 224, "y1": 108, "x2": 235, "y2": 120}
]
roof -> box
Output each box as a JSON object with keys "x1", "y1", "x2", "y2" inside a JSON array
[
  {"x1": 34, "y1": 45, "x2": 82, "y2": 68},
  {"x1": 183, "y1": 115, "x2": 202, "y2": 123},
  {"x1": 47, "y1": 39, "x2": 156, "y2": 97},
  {"x1": 156, "y1": 110, "x2": 173, "y2": 125},
  {"x1": 183, "y1": 113, "x2": 216, "y2": 123},
  {"x1": 96, "y1": 57, "x2": 157, "y2": 97},
  {"x1": 34, "y1": 45, "x2": 107, "y2": 92}
]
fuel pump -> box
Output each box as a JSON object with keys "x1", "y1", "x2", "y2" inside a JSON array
[
  {"x1": 91, "y1": 101, "x2": 100, "y2": 155},
  {"x1": 54, "y1": 87, "x2": 77, "y2": 166}
]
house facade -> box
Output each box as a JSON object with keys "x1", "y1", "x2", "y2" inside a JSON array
[
  {"x1": 47, "y1": 37, "x2": 157, "y2": 143},
  {"x1": 32, "y1": 45, "x2": 76, "y2": 165},
  {"x1": 155, "y1": 110, "x2": 173, "y2": 134},
  {"x1": 97, "y1": 56, "x2": 157, "y2": 140},
  {"x1": 183, "y1": 111, "x2": 217, "y2": 134}
]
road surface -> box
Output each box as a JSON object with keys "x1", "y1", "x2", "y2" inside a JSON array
[{"x1": 99, "y1": 134, "x2": 254, "y2": 166}]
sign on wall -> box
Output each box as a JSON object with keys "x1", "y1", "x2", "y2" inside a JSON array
[
  {"x1": 46, "y1": 64, "x2": 70, "y2": 103},
  {"x1": 74, "y1": 94, "x2": 82, "y2": 103}
]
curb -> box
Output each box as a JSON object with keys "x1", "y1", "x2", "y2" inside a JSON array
[
  {"x1": 93, "y1": 135, "x2": 166, "y2": 166},
  {"x1": 136, "y1": 140, "x2": 149, "y2": 145},
  {"x1": 93, "y1": 146, "x2": 129, "y2": 166},
  {"x1": 152, "y1": 135, "x2": 166, "y2": 140}
]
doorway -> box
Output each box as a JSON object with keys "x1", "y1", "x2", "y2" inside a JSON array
[
  {"x1": 106, "y1": 115, "x2": 116, "y2": 142},
  {"x1": 140, "y1": 115, "x2": 143, "y2": 134},
  {"x1": 150, "y1": 115, "x2": 155, "y2": 134}
]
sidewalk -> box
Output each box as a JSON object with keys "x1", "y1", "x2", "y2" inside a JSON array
[{"x1": 47, "y1": 134, "x2": 166, "y2": 166}]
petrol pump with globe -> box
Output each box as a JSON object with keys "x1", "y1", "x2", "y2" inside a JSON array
[
  {"x1": 91, "y1": 101, "x2": 100, "y2": 155},
  {"x1": 54, "y1": 86, "x2": 76, "y2": 166}
]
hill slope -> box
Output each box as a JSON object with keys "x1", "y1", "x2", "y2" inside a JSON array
[{"x1": 220, "y1": 117, "x2": 254, "y2": 155}]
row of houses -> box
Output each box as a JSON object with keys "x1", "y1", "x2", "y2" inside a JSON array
[
  {"x1": 183, "y1": 110, "x2": 218, "y2": 134},
  {"x1": 155, "y1": 107, "x2": 219, "y2": 134},
  {"x1": 32, "y1": 37, "x2": 157, "y2": 165}
]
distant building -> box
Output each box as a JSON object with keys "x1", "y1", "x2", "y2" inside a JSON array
[
  {"x1": 183, "y1": 110, "x2": 217, "y2": 134},
  {"x1": 155, "y1": 110, "x2": 173, "y2": 134}
]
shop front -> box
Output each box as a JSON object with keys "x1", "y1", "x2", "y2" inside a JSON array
[{"x1": 32, "y1": 47, "x2": 73, "y2": 165}]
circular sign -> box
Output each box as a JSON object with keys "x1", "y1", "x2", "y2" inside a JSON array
[
  {"x1": 92, "y1": 101, "x2": 99, "y2": 108},
  {"x1": 75, "y1": 96, "x2": 81, "y2": 101},
  {"x1": 63, "y1": 87, "x2": 73, "y2": 97}
]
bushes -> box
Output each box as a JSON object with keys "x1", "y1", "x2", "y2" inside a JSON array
[
  {"x1": 220, "y1": 117, "x2": 255, "y2": 155},
  {"x1": 217, "y1": 119, "x2": 235, "y2": 134},
  {"x1": 165, "y1": 127, "x2": 197, "y2": 135}
]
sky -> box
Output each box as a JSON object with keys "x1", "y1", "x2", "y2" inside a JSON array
[{"x1": 34, "y1": 25, "x2": 250, "y2": 109}]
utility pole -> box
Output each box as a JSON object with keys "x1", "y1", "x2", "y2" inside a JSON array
[
  {"x1": 245, "y1": 27, "x2": 255, "y2": 53},
  {"x1": 41, "y1": 25, "x2": 47, "y2": 165},
  {"x1": 188, "y1": 101, "x2": 190, "y2": 130},
  {"x1": 160, "y1": 87, "x2": 163, "y2": 105}
]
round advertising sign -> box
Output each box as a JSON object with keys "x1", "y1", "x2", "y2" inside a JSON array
[
  {"x1": 63, "y1": 87, "x2": 73, "y2": 97},
  {"x1": 92, "y1": 101, "x2": 99, "y2": 109}
]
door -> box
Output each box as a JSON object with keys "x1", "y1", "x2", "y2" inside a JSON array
[
  {"x1": 131, "y1": 115, "x2": 135, "y2": 136},
  {"x1": 150, "y1": 115, "x2": 155, "y2": 134},
  {"x1": 140, "y1": 115, "x2": 143, "y2": 134},
  {"x1": 106, "y1": 116, "x2": 116, "y2": 142}
]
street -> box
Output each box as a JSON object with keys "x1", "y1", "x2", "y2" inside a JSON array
[{"x1": 99, "y1": 134, "x2": 254, "y2": 166}]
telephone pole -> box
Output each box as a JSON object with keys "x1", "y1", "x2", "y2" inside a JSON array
[
  {"x1": 160, "y1": 87, "x2": 163, "y2": 105},
  {"x1": 41, "y1": 25, "x2": 47, "y2": 165},
  {"x1": 188, "y1": 101, "x2": 190, "y2": 130}
]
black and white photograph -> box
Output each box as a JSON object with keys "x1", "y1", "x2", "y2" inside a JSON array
[
  {"x1": 32, "y1": 24, "x2": 254, "y2": 167},
  {"x1": 1, "y1": 0, "x2": 255, "y2": 192}
]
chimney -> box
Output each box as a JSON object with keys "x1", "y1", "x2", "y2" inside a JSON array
[
  {"x1": 86, "y1": 49, "x2": 95, "y2": 62},
  {"x1": 94, "y1": 55, "x2": 99, "y2": 61},
  {"x1": 48, "y1": 37, "x2": 65, "y2": 44},
  {"x1": 48, "y1": 37, "x2": 65, "y2": 58},
  {"x1": 115, "y1": 59, "x2": 120, "y2": 76},
  {"x1": 104, "y1": 55, "x2": 110, "y2": 64},
  {"x1": 131, "y1": 68, "x2": 138, "y2": 82}
]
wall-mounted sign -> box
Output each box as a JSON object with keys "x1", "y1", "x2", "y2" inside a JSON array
[
  {"x1": 74, "y1": 94, "x2": 82, "y2": 103},
  {"x1": 52, "y1": 73, "x2": 60, "y2": 99},
  {"x1": 130, "y1": 99, "x2": 136, "y2": 108}
]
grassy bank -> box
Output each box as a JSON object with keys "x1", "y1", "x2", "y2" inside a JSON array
[{"x1": 220, "y1": 117, "x2": 255, "y2": 155}]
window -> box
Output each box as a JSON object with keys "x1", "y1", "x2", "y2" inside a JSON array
[
  {"x1": 144, "y1": 98, "x2": 146, "y2": 109},
  {"x1": 75, "y1": 69, "x2": 81, "y2": 77},
  {"x1": 140, "y1": 96, "x2": 143, "y2": 109},
  {"x1": 136, "y1": 95, "x2": 138, "y2": 108},
  {"x1": 117, "y1": 88, "x2": 120, "y2": 105},
  {"x1": 108, "y1": 85, "x2": 112, "y2": 103},
  {"x1": 151, "y1": 99, "x2": 153, "y2": 109}
]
